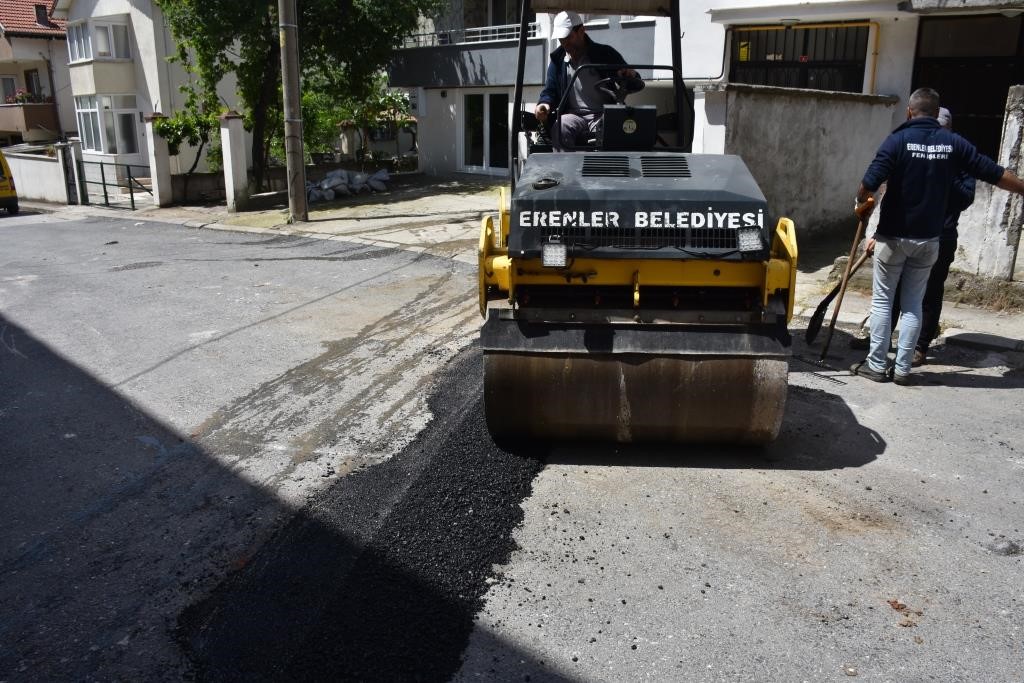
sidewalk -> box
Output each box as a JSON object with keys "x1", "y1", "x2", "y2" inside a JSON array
[{"x1": 17, "y1": 174, "x2": 1024, "y2": 355}]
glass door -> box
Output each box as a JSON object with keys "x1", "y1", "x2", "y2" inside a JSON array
[{"x1": 461, "y1": 91, "x2": 510, "y2": 175}]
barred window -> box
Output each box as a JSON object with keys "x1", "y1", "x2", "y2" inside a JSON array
[{"x1": 730, "y1": 24, "x2": 869, "y2": 93}]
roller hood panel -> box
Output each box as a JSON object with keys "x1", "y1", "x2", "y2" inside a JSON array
[{"x1": 510, "y1": 153, "x2": 771, "y2": 260}]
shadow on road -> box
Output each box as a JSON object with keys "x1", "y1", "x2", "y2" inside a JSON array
[
  {"x1": 543, "y1": 379, "x2": 884, "y2": 472},
  {"x1": 0, "y1": 319, "x2": 565, "y2": 682}
]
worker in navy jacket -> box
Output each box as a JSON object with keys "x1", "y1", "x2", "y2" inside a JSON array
[
  {"x1": 884, "y1": 108, "x2": 976, "y2": 367},
  {"x1": 534, "y1": 11, "x2": 638, "y2": 151},
  {"x1": 851, "y1": 87, "x2": 1024, "y2": 385}
]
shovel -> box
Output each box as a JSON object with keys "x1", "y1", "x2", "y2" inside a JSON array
[
  {"x1": 804, "y1": 250, "x2": 871, "y2": 344},
  {"x1": 818, "y1": 197, "x2": 874, "y2": 362}
]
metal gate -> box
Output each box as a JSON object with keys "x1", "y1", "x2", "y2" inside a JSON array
[
  {"x1": 913, "y1": 14, "x2": 1024, "y2": 160},
  {"x1": 60, "y1": 147, "x2": 80, "y2": 205},
  {"x1": 77, "y1": 160, "x2": 153, "y2": 209}
]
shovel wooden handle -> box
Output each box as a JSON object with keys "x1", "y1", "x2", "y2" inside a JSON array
[
  {"x1": 804, "y1": 249, "x2": 871, "y2": 344},
  {"x1": 819, "y1": 197, "x2": 874, "y2": 361}
]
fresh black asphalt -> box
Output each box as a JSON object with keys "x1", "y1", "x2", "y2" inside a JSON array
[{"x1": 177, "y1": 346, "x2": 547, "y2": 682}]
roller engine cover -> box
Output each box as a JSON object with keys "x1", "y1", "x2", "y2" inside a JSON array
[{"x1": 511, "y1": 152, "x2": 771, "y2": 261}]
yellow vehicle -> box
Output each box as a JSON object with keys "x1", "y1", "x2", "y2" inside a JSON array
[
  {"x1": 477, "y1": 0, "x2": 798, "y2": 444},
  {"x1": 0, "y1": 149, "x2": 18, "y2": 215}
]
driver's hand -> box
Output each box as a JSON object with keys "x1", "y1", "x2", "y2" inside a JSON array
[
  {"x1": 618, "y1": 68, "x2": 638, "y2": 79},
  {"x1": 535, "y1": 103, "x2": 550, "y2": 122}
]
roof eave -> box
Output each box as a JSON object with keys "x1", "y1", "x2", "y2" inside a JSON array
[
  {"x1": 2, "y1": 30, "x2": 67, "y2": 38},
  {"x1": 52, "y1": 0, "x2": 73, "y2": 20}
]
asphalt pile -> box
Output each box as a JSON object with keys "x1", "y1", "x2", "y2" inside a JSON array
[{"x1": 178, "y1": 345, "x2": 546, "y2": 681}]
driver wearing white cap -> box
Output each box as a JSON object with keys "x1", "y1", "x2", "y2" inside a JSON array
[{"x1": 535, "y1": 11, "x2": 639, "y2": 150}]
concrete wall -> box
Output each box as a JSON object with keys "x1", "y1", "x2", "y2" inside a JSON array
[
  {"x1": 416, "y1": 88, "x2": 459, "y2": 175},
  {"x1": 957, "y1": 85, "x2": 1024, "y2": 280},
  {"x1": 390, "y1": 39, "x2": 548, "y2": 89},
  {"x1": 708, "y1": 83, "x2": 898, "y2": 236},
  {"x1": 171, "y1": 171, "x2": 224, "y2": 204},
  {"x1": 3, "y1": 150, "x2": 68, "y2": 202}
]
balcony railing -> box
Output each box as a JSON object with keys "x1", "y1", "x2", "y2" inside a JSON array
[{"x1": 401, "y1": 22, "x2": 539, "y2": 48}]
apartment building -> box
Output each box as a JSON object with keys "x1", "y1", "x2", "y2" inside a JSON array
[
  {"x1": 389, "y1": 1, "x2": 1024, "y2": 175},
  {"x1": 0, "y1": 0, "x2": 74, "y2": 145}
]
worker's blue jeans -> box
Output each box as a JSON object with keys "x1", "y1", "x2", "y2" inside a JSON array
[{"x1": 867, "y1": 236, "x2": 940, "y2": 377}]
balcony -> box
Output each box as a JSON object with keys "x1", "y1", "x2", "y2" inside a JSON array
[
  {"x1": 390, "y1": 22, "x2": 547, "y2": 89},
  {"x1": 0, "y1": 103, "x2": 59, "y2": 138},
  {"x1": 401, "y1": 21, "x2": 538, "y2": 48}
]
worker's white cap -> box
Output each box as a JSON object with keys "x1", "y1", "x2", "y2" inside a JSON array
[
  {"x1": 552, "y1": 11, "x2": 584, "y2": 40},
  {"x1": 937, "y1": 106, "x2": 952, "y2": 129}
]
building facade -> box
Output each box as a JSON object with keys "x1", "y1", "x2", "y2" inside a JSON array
[
  {"x1": 0, "y1": 0, "x2": 75, "y2": 145},
  {"x1": 51, "y1": 0, "x2": 241, "y2": 174},
  {"x1": 391, "y1": 1, "x2": 1024, "y2": 175}
]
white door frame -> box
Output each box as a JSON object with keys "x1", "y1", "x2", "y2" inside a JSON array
[{"x1": 456, "y1": 88, "x2": 511, "y2": 176}]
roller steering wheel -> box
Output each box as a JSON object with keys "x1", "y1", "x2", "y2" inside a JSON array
[{"x1": 594, "y1": 74, "x2": 645, "y2": 105}]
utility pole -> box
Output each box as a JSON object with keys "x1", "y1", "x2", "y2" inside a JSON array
[{"x1": 278, "y1": 0, "x2": 307, "y2": 222}]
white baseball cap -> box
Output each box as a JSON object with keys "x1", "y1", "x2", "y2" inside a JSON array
[
  {"x1": 552, "y1": 11, "x2": 584, "y2": 40},
  {"x1": 937, "y1": 106, "x2": 952, "y2": 129}
]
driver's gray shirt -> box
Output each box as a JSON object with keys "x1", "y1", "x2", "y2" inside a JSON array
[{"x1": 566, "y1": 53, "x2": 612, "y2": 116}]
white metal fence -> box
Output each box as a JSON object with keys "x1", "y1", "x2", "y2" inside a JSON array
[{"x1": 401, "y1": 22, "x2": 539, "y2": 48}]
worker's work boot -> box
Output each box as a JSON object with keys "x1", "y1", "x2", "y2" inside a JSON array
[
  {"x1": 892, "y1": 372, "x2": 912, "y2": 386},
  {"x1": 912, "y1": 349, "x2": 926, "y2": 367},
  {"x1": 850, "y1": 360, "x2": 890, "y2": 383}
]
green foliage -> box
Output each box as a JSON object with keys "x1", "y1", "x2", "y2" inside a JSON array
[
  {"x1": 338, "y1": 74, "x2": 413, "y2": 133},
  {"x1": 152, "y1": 109, "x2": 218, "y2": 158},
  {"x1": 155, "y1": 0, "x2": 441, "y2": 187},
  {"x1": 300, "y1": 73, "x2": 348, "y2": 155}
]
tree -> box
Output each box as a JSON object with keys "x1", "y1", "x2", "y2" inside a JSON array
[
  {"x1": 336, "y1": 74, "x2": 413, "y2": 161},
  {"x1": 155, "y1": 0, "x2": 440, "y2": 189}
]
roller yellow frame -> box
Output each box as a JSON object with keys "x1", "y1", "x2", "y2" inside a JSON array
[{"x1": 480, "y1": 191, "x2": 798, "y2": 321}]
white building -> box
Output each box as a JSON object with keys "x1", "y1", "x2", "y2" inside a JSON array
[
  {"x1": 390, "y1": 1, "x2": 1024, "y2": 175},
  {"x1": 0, "y1": 0, "x2": 75, "y2": 145},
  {"x1": 51, "y1": 0, "x2": 240, "y2": 175}
]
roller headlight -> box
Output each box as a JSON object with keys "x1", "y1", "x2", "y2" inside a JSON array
[
  {"x1": 542, "y1": 238, "x2": 568, "y2": 267},
  {"x1": 737, "y1": 227, "x2": 763, "y2": 253}
]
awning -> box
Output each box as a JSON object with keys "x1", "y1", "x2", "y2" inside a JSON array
[
  {"x1": 531, "y1": 0, "x2": 673, "y2": 17},
  {"x1": 896, "y1": 0, "x2": 1024, "y2": 13},
  {"x1": 708, "y1": 0, "x2": 905, "y2": 25}
]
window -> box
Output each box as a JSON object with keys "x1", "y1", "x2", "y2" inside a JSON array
[
  {"x1": 729, "y1": 24, "x2": 869, "y2": 93},
  {"x1": 76, "y1": 96, "x2": 101, "y2": 151},
  {"x1": 34, "y1": 4, "x2": 48, "y2": 26},
  {"x1": 68, "y1": 23, "x2": 92, "y2": 62},
  {"x1": 1, "y1": 76, "x2": 16, "y2": 103},
  {"x1": 93, "y1": 23, "x2": 131, "y2": 59},
  {"x1": 75, "y1": 94, "x2": 138, "y2": 154},
  {"x1": 24, "y1": 69, "x2": 41, "y2": 98},
  {"x1": 369, "y1": 123, "x2": 397, "y2": 142},
  {"x1": 67, "y1": 22, "x2": 130, "y2": 62}
]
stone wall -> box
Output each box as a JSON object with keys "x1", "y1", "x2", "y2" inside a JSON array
[
  {"x1": 956, "y1": 85, "x2": 1023, "y2": 281},
  {"x1": 701, "y1": 83, "x2": 899, "y2": 238}
]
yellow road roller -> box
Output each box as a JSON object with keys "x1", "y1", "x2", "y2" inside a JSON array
[{"x1": 478, "y1": 1, "x2": 798, "y2": 444}]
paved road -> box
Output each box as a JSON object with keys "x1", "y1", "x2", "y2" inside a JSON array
[
  {"x1": 0, "y1": 212, "x2": 479, "y2": 680},
  {"x1": 2, "y1": 211, "x2": 1023, "y2": 681}
]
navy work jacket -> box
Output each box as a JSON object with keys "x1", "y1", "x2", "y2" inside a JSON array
[
  {"x1": 862, "y1": 117, "x2": 1003, "y2": 239},
  {"x1": 538, "y1": 36, "x2": 628, "y2": 111}
]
